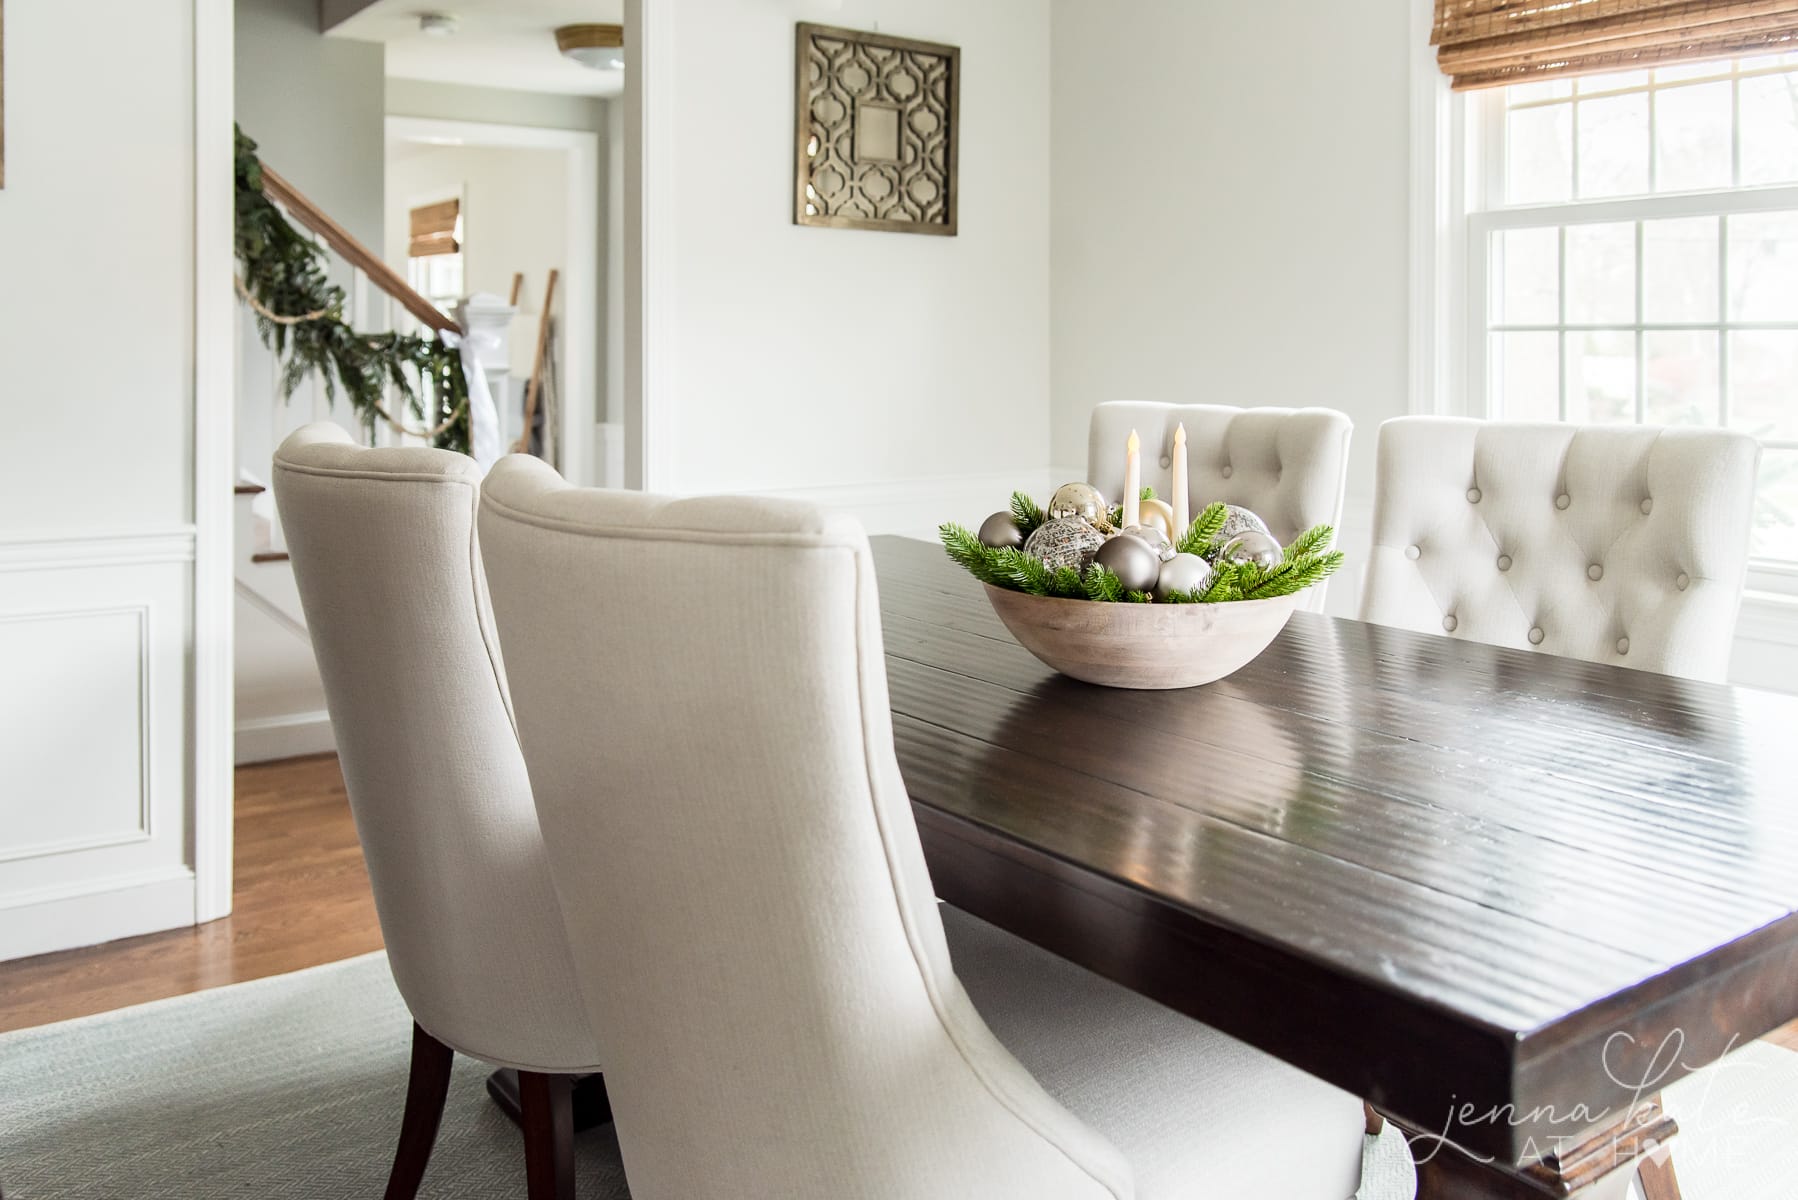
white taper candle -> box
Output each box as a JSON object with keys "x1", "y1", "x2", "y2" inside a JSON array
[
  {"x1": 1123, "y1": 430, "x2": 1141, "y2": 530},
  {"x1": 1171, "y1": 423, "x2": 1189, "y2": 536}
]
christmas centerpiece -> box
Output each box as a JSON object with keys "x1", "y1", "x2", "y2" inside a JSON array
[{"x1": 939, "y1": 427, "x2": 1343, "y2": 689}]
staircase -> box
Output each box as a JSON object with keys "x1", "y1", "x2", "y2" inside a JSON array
[{"x1": 233, "y1": 161, "x2": 495, "y2": 763}]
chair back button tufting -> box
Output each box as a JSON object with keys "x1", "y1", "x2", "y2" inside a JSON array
[
  {"x1": 1405, "y1": 545, "x2": 1421, "y2": 561},
  {"x1": 1497, "y1": 555, "x2": 1512, "y2": 571},
  {"x1": 1159, "y1": 455, "x2": 1171, "y2": 469},
  {"x1": 1528, "y1": 627, "x2": 1545, "y2": 645},
  {"x1": 1467, "y1": 488, "x2": 1481, "y2": 503},
  {"x1": 1555, "y1": 494, "x2": 1570, "y2": 510},
  {"x1": 1443, "y1": 615, "x2": 1458, "y2": 633},
  {"x1": 1220, "y1": 465, "x2": 1233, "y2": 479},
  {"x1": 1640, "y1": 498, "x2": 1653, "y2": 515},
  {"x1": 1676, "y1": 572, "x2": 1690, "y2": 590},
  {"x1": 1617, "y1": 637, "x2": 1630, "y2": 655},
  {"x1": 1588, "y1": 564, "x2": 1603, "y2": 581}
]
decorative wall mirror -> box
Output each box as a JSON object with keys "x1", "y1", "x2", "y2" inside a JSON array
[{"x1": 794, "y1": 23, "x2": 959, "y2": 236}]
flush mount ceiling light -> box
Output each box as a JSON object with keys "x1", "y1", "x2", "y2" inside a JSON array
[
  {"x1": 418, "y1": 12, "x2": 458, "y2": 37},
  {"x1": 555, "y1": 23, "x2": 624, "y2": 71}
]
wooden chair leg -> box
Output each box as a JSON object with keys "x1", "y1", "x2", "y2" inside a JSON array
[
  {"x1": 518, "y1": 1071, "x2": 575, "y2": 1200},
  {"x1": 384, "y1": 1022, "x2": 455, "y2": 1200},
  {"x1": 1636, "y1": 1146, "x2": 1683, "y2": 1200}
]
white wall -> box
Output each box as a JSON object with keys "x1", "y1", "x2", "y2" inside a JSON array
[
  {"x1": 237, "y1": 0, "x2": 385, "y2": 248},
  {"x1": 647, "y1": 0, "x2": 1052, "y2": 507},
  {"x1": 387, "y1": 79, "x2": 609, "y2": 135},
  {"x1": 0, "y1": 0, "x2": 230, "y2": 959},
  {"x1": 1049, "y1": 0, "x2": 1411, "y2": 609}
]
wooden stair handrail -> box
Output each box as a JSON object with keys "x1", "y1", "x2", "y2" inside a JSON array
[{"x1": 257, "y1": 162, "x2": 459, "y2": 336}]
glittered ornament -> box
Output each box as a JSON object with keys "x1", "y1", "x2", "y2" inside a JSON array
[
  {"x1": 1095, "y1": 533, "x2": 1161, "y2": 592},
  {"x1": 1121, "y1": 523, "x2": 1175, "y2": 561},
  {"x1": 1048, "y1": 482, "x2": 1109, "y2": 525},
  {"x1": 978, "y1": 510, "x2": 1025, "y2": 549},
  {"x1": 1217, "y1": 504, "x2": 1272, "y2": 544},
  {"x1": 1023, "y1": 516, "x2": 1106, "y2": 572},
  {"x1": 1220, "y1": 530, "x2": 1282, "y2": 571},
  {"x1": 1154, "y1": 552, "x2": 1216, "y2": 601},
  {"x1": 1136, "y1": 496, "x2": 1177, "y2": 542}
]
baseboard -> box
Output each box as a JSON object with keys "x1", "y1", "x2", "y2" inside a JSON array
[
  {"x1": 0, "y1": 865, "x2": 197, "y2": 962},
  {"x1": 236, "y1": 710, "x2": 335, "y2": 764}
]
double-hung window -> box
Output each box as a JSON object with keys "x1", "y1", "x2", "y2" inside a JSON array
[{"x1": 1467, "y1": 56, "x2": 1798, "y2": 571}]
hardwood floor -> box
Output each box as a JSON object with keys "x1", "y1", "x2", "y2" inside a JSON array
[
  {"x1": 3, "y1": 750, "x2": 1796, "y2": 1073},
  {"x1": 0, "y1": 754, "x2": 382, "y2": 1034}
]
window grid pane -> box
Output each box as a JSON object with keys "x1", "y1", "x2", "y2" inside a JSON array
[{"x1": 1492, "y1": 61, "x2": 1798, "y2": 563}]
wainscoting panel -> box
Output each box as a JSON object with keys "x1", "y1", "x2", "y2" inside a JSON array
[{"x1": 0, "y1": 531, "x2": 197, "y2": 962}]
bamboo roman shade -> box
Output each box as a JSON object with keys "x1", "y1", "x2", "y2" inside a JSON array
[
  {"x1": 408, "y1": 199, "x2": 460, "y2": 258},
  {"x1": 1433, "y1": 0, "x2": 1798, "y2": 89}
]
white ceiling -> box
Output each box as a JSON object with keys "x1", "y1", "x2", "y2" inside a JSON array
[{"x1": 327, "y1": 0, "x2": 626, "y2": 98}]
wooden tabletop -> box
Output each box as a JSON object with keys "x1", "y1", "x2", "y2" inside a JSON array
[{"x1": 874, "y1": 535, "x2": 1798, "y2": 1164}]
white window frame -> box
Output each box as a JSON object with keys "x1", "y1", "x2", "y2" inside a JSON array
[{"x1": 1411, "y1": 0, "x2": 1798, "y2": 601}]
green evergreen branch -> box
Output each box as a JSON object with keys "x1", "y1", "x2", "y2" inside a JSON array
[
  {"x1": 1048, "y1": 566, "x2": 1086, "y2": 598},
  {"x1": 235, "y1": 126, "x2": 470, "y2": 453},
  {"x1": 1283, "y1": 523, "x2": 1334, "y2": 561},
  {"x1": 1177, "y1": 502, "x2": 1229, "y2": 556},
  {"x1": 1010, "y1": 492, "x2": 1045, "y2": 535},
  {"x1": 1083, "y1": 565, "x2": 1125, "y2": 602}
]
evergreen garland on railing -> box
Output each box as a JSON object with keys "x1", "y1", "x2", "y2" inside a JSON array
[{"x1": 234, "y1": 127, "x2": 471, "y2": 454}]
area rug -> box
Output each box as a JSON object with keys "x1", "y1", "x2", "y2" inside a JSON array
[
  {"x1": 1, "y1": 952, "x2": 1791, "y2": 1199},
  {"x1": 0, "y1": 954, "x2": 631, "y2": 1199}
]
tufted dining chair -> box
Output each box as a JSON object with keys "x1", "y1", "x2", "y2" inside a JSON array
[
  {"x1": 1360, "y1": 417, "x2": 1761, "y2": 682},
  {"x1": 1088, "y1": 402, "x2": 1353, "y2": 611},
  {"x1": 477, "y1": 453, "x2": 1386, "y2": 1200},
  {"x1": 273, "y1": 424, "x2": 603, "y2": 1200}
]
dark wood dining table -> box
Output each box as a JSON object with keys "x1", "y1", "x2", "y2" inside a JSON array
[{"x1": 872, "y1": 535, "x2": 1798, "y2": 1200}]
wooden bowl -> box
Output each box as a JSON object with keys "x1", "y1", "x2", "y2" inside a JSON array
[{"x1": 982, "y1": 584, "x2": 1301, "y2": 689}]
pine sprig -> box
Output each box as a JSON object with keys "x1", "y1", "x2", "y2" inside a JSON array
[
  {"x1": 1010, "y1": 492, "x2": 1046, "y2": 535},
  {"x1": 1083, "y1": 565, "x2": 1125, "y2": 602},
  {"x1": 1283, "y1": 523, "x2": 1334, "y2": 561},
  {"x1": 1177, "y1": 502, "x2": 1229, "y2": 556},
  {"x1": 1241, "y1": 550, "x2": 1344, "y2": 599},
  {"x1": 940, "y1": 523, "x2": 1008, "y2": 585},
  {"x1": 1048, "y1": 566, "x2": 1086, "y2": 598}
]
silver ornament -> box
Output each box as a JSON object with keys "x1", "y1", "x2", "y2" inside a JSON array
[
  {"x1": 1220, "y1": 529, "x2": 1282, "y2": 571},
  {"x1": 1121, "y1": 523, "x2": 1175, "y2": 561},
  {"x1": 1217, "y1": 504, "x2": 1272, "y2": 544},
  {"x1": 1023, "y1": 516, "x2": 1106, "y2": 573},
  {"x1": 1154, "y1": 552, "x2": 1216, "y2": 601},
  {"x1": 1095, "y1": 533, "x2": 1161, "y2": 593},
  {"x1": 978, "y1": 510, "x2": 1024, "y2": 549},
  {"x1": 1048, "y1": 482, "x2": 1109, "y2": 525}
]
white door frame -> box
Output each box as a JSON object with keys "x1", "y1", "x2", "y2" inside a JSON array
[
  {"x1": 624, "y1": 0, "x2": 675, "y2": 492},
  {"x1": 194, "y1": 0, "x2": 237, "y2": 922},
  {"x1": 385, "y1": 115, "x2": 603, "y2": 487}
]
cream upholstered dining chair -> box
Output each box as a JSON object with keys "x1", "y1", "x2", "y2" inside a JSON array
[
  {"x1": 272, "y1": 424, "x2": 602, "y2": 1200},
  {"x1": 476, "y1": 453, "x2": 1384, "y2": 1200},
  {"x1": 1360, "y1": 416, "x2": 1761, "y2": 682},
  {"x1": 1088, "y1": 402, "x2": 1353, "y2": 611}
]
